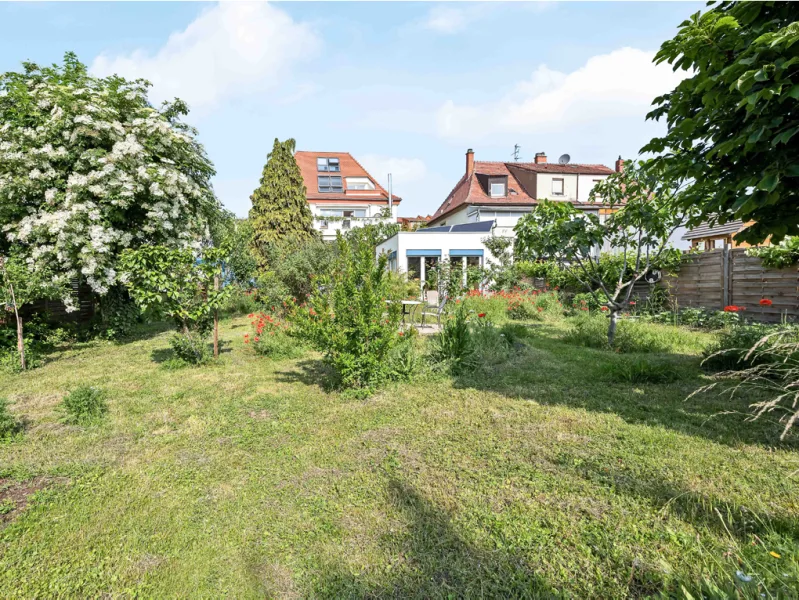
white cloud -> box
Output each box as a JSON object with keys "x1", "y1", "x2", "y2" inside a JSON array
[
  {"x1": 435, "y1": 47, "x2": 686, "y2": 141},
  {"x1": 420, "y1": 6, "x2": 476, "y2": 34},
  {"x1": 359, "y1": 154, "x2": 428, "y2": 193},
  {"x1": 91, "y1": 2, "x2": 320, "y2": 112}
]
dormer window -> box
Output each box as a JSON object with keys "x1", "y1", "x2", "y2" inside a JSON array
[
  {"x1": 486, "y1": 175, "x2": 508, "y2": 197},
  {"x1": 346, "y1": 177, "x2": 375, "y2": 191},
  {"x1": 318, "y1": 175, "x2": 343, "y2": 193},
  {"x1": 317, "y1": 157, "x2": 340, "y2": 172}
]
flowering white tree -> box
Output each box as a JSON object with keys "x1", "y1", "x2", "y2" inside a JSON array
[{"x1": 0, "y1": 53, "x2": 220, "y2": 308}]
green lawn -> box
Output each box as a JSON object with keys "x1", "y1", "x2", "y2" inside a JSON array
[{"x1": 1, "y1": 317, "x2": 798, "y2": 598}]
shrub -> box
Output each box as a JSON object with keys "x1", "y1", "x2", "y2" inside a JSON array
[
  {"x1": 247, "y1": 312, "x2": 305, "y2": 360},
  {"x1": 0, "y1": 398, "x2": 22, "y2": 439},
  {"x1": 292, "y1": 234, "x2": 403, "y2": 392},
  {"x1": 62, "y1": 386, "x2": 107, "y2": 425},
  {"x1": 571, "y1": 292, "x2": 601, "y2": 313},
  {"x1": 457, "y1": 290, "x2": 507, "y2": 323},
  {"x1": 433, "y1": 303, "x2": 476, "y2": 374},
  {"x1": 702, "y1": 324, "x2": 798, "y2": 372},
  {"x1": 601, "y1": 356, "x2": 687, "y2": 384},
  {"x1": 222, "y1": 285, "x2": 260, "y2": 316},
  {"x1": 564, "y1": 314, "x2": 697, "y2": 354},
  {"x1": 169, "y1": 332, "x2": 211, "y2": 366}
]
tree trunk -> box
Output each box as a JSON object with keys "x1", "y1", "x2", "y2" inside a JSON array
[
  {"x1": 213, "y1": 275, "x2": 219, "y2": 359},
  {"x1": 9, "y1": 281, "x2": 25, "y2": 370},
  {"x1": 607, "y1": 309, "x2": 618, "y2": 348}
]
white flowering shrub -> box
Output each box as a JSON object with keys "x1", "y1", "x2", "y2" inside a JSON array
[{"x1": 0, "y1": 53, "x2": 220, "y2": 306}]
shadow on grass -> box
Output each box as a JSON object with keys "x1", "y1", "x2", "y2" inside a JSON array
[
  {"x1": 453, "y1": 331, "x2": 798, "y2": 449},
  {"x1": 555, "y1": 453, "x2": 799, "y2": 544},
  {"x1": 275, "y1": 359, "x2": 336, "y2": 392},
  {"x1": 308, "y1": 478, "x2": 557, "y2": 598}
]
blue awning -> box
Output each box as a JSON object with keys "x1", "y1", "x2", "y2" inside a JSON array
[
  {"x1": 449, "y1": 249, "x2": 484, "y2": 257},
  {"x1": 406, "y1": 249, "x2": 442, "y2": 257}
]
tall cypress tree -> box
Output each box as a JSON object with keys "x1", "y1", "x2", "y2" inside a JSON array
[{"x1": 249, "y1": 138, "x2": 316, "y2": 268}]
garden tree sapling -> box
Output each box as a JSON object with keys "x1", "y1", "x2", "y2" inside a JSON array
[
  {"x1": 0, "y1": 53, "x2": 221, "y2": 308},
  {"x1": 514, "y1": 160, "x2": 685, "y2": 346},
  {"x1": 643, "y1": 1, "x2": 799, "y2": 244},
  {"x1": 119, "y1": 245, "x2": 231, "y2": 361},
  {"x1": 249, "y1": 138, "x2": 317, "y2": 269},
  {"x1": 0, "y1": 254, "x2": 66, "y2": 370}
]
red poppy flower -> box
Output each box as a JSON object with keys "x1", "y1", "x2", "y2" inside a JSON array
[
  {"x1": 398, "y1": 332, "x2": 404, "y2": 337},
  {"x1": 760, "y1": 298, "x2": 773, "y2": 306},
  {"x1": 600, "y1": 306, "x2": 608, "y2": 311},
  {"x1": 244, "y1": 339, "x2": 250, "y2": 344},
  {"x1": 723, "y1": 305, "x2": 739, "y2": 312},
  {"x1": 248, "y1": 313, "x2": 254, "y2": 318},
  {"x1": 629, "y1": 301, "x2": 636, "y2": 305},
  {"x1": 254, "y1": 337, "x2": 260, "y2": 342},
  {"x1": 478, "y1": 313, "x2": 486, "y2": 318}
]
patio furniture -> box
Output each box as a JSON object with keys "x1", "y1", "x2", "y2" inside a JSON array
[
  {"x1": 421, "y1": 293, "x2": 446, "y2": 328},
  {"x1": 400, "y1": 300, "x2": 422, "y2": 325}
]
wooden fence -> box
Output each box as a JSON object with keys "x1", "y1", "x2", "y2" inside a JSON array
[
  {"x1": 664, "y1": 248, "x2": 799, "y2": 322},
  {"x1": 21, "y1": 279, "x2": 95, "y2": 325}
]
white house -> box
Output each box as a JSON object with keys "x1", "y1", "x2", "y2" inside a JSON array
[
  {"x1": 429, "y1": 149, "x2": 621, "y2": 237},
  {"x1": 295, "y1": 151, "x2": 400, "y2": 241},
  {"x1": 377, "y1": 221, "x2": 498, "y2": 294}
]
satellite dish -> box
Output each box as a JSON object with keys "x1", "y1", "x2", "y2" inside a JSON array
[{"x1": 558, "y1": 154, "x2": 571, "y2": 165}]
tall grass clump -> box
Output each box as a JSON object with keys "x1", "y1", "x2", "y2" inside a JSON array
[
  {"x1": 564, "y1": 313, "x2": 705, "y2": 354},
  {"x1": 0, "y1": 398, "x2": 22, "y2": 439},
  {"x1": 433, "y1": 303, "x2": 475, "y2": 374},
  {"x1": 601, "y1": 356, "x2": 691, "y2": 384},
  {"x1": 61, "y1": 386, "x2": 107, "y2": 425},
  {"x1": 702, "y1": 324, "x2": 799, "y2": 372}
]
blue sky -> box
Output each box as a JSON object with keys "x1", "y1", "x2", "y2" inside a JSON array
[{"x1": 0, "y1": 1, "x2": 703, "y2": 218}]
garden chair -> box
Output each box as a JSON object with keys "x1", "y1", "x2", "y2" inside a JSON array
[{"x1": 421, "y1": 291, "x2": 446, "y2": 328}]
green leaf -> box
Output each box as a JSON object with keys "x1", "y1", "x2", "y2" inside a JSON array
[
  {"x1": 757, "y1": 173, "x2": 779, "y2": 192},
  {"x1": 772, "y1": 126, "x2": 799, "y2": 146}
]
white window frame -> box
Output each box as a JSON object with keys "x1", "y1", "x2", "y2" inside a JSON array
[
  {"x1": 490, "y1": 182, "x2": 506, "y2": 197},
  {"x1": 552, "y1": 178, "x2": 565, "y2": 196},
  {"x1": 346, "y1": 177, "x2": 375, "y2": 191}
]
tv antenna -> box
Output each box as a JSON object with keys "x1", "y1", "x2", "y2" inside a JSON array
[
  {"x1": 558, "y1": 153, "x2": 571, "y2": 165},
  {"x1": 512, "y1": 144, "x2": 521, "y2": 162}
]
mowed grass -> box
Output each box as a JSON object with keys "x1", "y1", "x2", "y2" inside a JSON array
[{"x1": 1, "y1": 317, "x2": 798, "y2": 598}]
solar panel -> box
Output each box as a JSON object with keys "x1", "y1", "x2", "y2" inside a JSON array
[{"x1": 450, "y1": 220, "x2": 495, "y2": 233}]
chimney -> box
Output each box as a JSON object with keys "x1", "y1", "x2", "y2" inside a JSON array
[
  {"x1": 534, "y1": 152, "x2": 547, "y2": 164},
  {"x1": 615, "y1": 155, "x2": 624, "y2": 173},
  {"x1": 466, "y1": 148, "x2": 475, "y2": 176}
]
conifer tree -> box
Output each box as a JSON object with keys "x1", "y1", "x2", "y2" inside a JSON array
[{"x1": 249, "y1": 138, "x2": 316, "y2": 268}]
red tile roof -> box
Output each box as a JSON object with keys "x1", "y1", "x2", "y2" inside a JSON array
[
  {"x1": 430, "y1": 160, "x2": 613, "y2": 223},
  {"x1": 295, "y1": 151, "x2": 401, "y2": 203}
]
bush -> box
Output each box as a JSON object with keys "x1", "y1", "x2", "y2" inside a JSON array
[
  {"x1": 564, "y1": 314, "x2": 697, "y2": 354},
  {"x1": 62, "y1": 386, "x2": 107, "y2": 425},
  {"x1": 222, "y1": 285, "x2": 260, "y2": 316},
  {"x1": 292, "y1": 234, "x2": 403, "y2": 392},
  {"x1": 169, "y1": 332, "x2": 211, "y2": 366},
  {"x1": 0, "y1": 398, "x2": 23, "y2": 439},
  {"x1": 433, "y1": 303, "x2": 476, "y2": 374},
  {"x1": 247, "y1": 312, "x2": 305, "y2": 360},
  {"x1": 702, "y1": 324, "x2": 799, "y2": 372},
  {"x1": 601, "y1": 356, "x2": 687, "y2": 384},
  {"x1": 458, "y1": 288, "x2": 563, "y2": 323}
]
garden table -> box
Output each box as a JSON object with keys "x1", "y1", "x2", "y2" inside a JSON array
[{"x1": 400, "y1": 300, "x2": 422, "y2": 325}]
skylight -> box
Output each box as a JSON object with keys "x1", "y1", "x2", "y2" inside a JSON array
[
  {"x1": 318, "y1": 175, "x2": 343, "y2": 193},
  {"x1": 317, "y1": 157, "x2": 340, "y2": 172}
]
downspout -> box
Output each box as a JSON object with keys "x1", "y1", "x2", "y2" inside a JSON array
[{"x1": 387, "y1": 173, "x2": 393, "y2": 218}]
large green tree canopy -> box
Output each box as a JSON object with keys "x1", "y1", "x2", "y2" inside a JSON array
[
  {"x1": 643, "y1": 1, "x2": 799, "y2": 244},
  {"x1": 0, "y1": 53, "x2": 220, "y2": 305},
  {"x1": 249, "y1": 138, "x2": 316, "y2": 269}
]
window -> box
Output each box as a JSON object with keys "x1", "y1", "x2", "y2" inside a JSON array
[
  {"x1": 318, "y1": 176, "x2": 343, "y2": 193},
  {"x1": 552, "y1": 178, "x2": 565, "y2": 196},
  {"x1": 346, "y1": 177, "x2": 375, "y2": 190},
  {"x1": 317, "y1": 157, "x2": 340, "y2": 172},
  {"x1": 407, "y1": 256, "x2": 422, "y2": 281},
  {"x1": 342, "y1": 219, "x2": 351, "y2": 230},
  {"x1": 319, "y1": 219, "x2": 329, "y2": 230},
  {"x1": 320, "y1": 208, "x2": 366, "y2": 218},
  {"x1": 490, "y1": 182, "x2": 506, "y2": 197}
]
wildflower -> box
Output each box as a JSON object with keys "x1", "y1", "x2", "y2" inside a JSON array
[
  {"x1": 537, "y1": 307, "x2": 543, "y2": 312},
  {"x1": 398, "y1": 332, "x2": 404, "y2": 337},
  {"x1": 248, "y1": 313, "x2": 254, "y2": 318},
  {"x1": 244, "y1": 339, "x2": 250, "y2": 344},
  {"x1": 760, "y1": 298, "x2": 773, "y2": 306},
  {"x1": 770, "y1": 551, "x2": 781, "y2": 558},
  {"x1": 600, "y1": 306, "x2": 608, "y2": 312},
  {"x1": 629, "y1": 301, "x2": 636, "y2": 306},
  {"x1": 723, "y1": 305, "x2": 739, "y2": 312},
  {"x1": 478, "y1": 313, "x2": 486, "y2": 318},
  {"x1": 254, "y1": 337, "x2": 260, "y2": 342}
]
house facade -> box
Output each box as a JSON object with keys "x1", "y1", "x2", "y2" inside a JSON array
[
  {"x1": 295, "y1": 151, "x2": 400, "y2": 241},
  {"x1": 682, "y1": 219, "x2": 768, "y2": 251},
  {"x1": 377, "y1": 221, "x2": 499, "y2": 295},
  {"x1": 429, "y1": 149, "x2": 621, "y2": 237}
]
